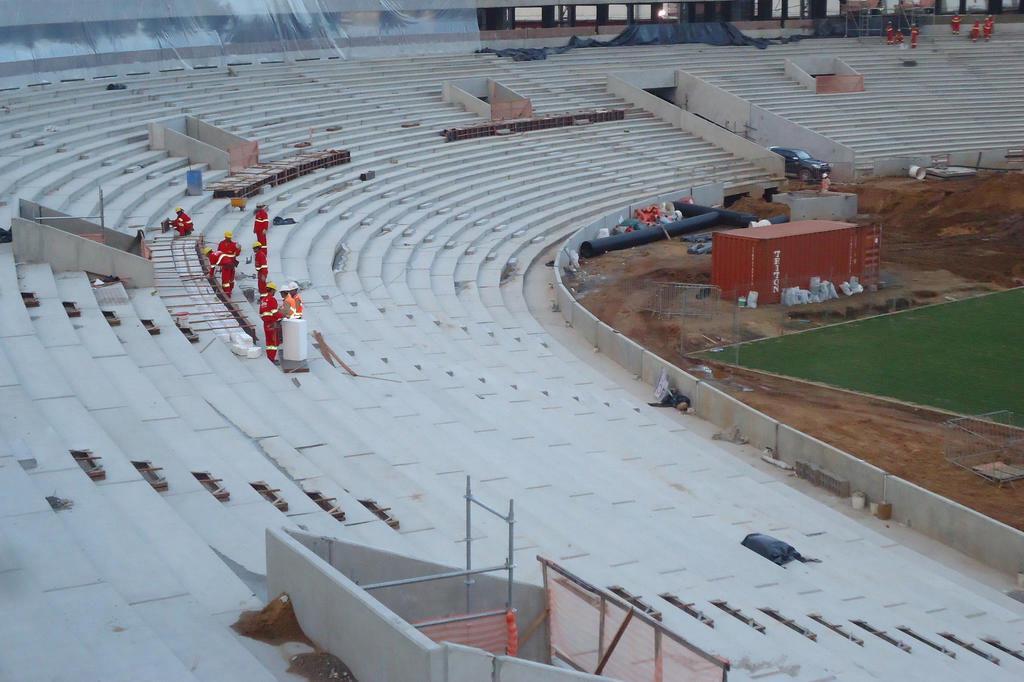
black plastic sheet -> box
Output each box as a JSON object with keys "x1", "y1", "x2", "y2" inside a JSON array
[
  {"x1": 741, "y1": 533, "x2": 821, "y2": 566},
  {"x1": 480, "y1": 22, "x2": 768, "y2": 61}
]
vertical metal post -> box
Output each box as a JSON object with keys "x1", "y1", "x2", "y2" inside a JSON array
[
  {"x1": 465, "y1": 475, "x2": 472, "y2": 614},
  {"x1": 506, "y1": 497, "x2": 515, "y2": 610},
  {"x1": 99, "y1": 187, "x2": 105, "y2": 230}
]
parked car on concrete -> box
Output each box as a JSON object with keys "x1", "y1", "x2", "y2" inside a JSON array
[{"x1": 769, "y1": 147, "x2": 832, "y2": 183}]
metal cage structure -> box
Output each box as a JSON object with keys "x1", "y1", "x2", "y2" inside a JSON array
[
  {"x1": 944, "y1": 411, "x2": 1024, "y2": 485},
  {"x1": 632, "y1": 280, "x2": 721, "y2": 320}
]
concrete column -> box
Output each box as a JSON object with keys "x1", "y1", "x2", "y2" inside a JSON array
[
  {"x1": 987, "y1": 0, "x2": 1002, "y2": 13},
  {"x1": 626, "y1": 4, "x2": 636, "y2": 23},
  {"x1": 596, "y1": 4, "x2": 610, "y2": 24},
  {"x1": 720, "y1": 1, "x2": 734, "y2": 20},
  {"x1": 566, "y1": 4, "x2": 577, "y2": 25},
  {"x1": 810, "y1": 0, "x2": 827, "y2": 18},
  {"x1": 781, "y1": 0, "x2": 790, "y2": 21},
  {"x1": 651, "y1": 3, "x2": 660, "y2": 20},
  {"x1": 757, "y1": 0, "x2": 773, "y2": 20},
  {"x1": 959, "y1": 0, "x2": 967, "y2": 14},
  {"x1": 687, "y1": 2, "x2": 697, "y2": 22},
  {"x1": 542, "y1": 5, "x2": 556, "y2": 27}
]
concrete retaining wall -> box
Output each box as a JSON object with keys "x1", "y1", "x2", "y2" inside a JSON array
[
  {"x1": 554, "y1": 204, "x2": 1024, "y2": 577},
  {"x1": 267, "y1": 530, "x2": 608, "y2": 682},
  {"x1": 149, "y1": 115, "x2": 258, "y2": 171},
  {"x1": 443, "y1": 78, "x2": 491, "y2": 118},
  {"x1": 12, "y1": 217, "x2": 155, "y2": 287},
  {"x1": 697, "y1": 383, "x2": 779, "y2": 452},
  {"x1": 289, "y1": 531, "x2": 550, "y2": 662},
  {"x1": 266, "y1": 529, "x2": 443, "y2": 682},
  {"x1": 675, "y1": 69, "x2": 857, "y2": 181},
  {"x1": 873, "y1": 148, "x2": 1024, "y2": 176},
  {"x1": 884, "y1": 477, "x2": 1024, "y2": 575},
  {"x1": 608, "y1": 73, "x2": 784, "y2": 179}
]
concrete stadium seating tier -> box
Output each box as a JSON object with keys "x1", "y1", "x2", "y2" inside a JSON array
[{"x1": 2, "y1": 42, "x2": 1024, "y2": 681}]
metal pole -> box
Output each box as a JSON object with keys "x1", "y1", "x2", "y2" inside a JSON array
[
  {"x1": 506, "y1": 497, "x2": 515, "y2": 610},
  {"x1": 99, "y1": 187, "x2": 105, "y2": 230},
  {"x1": 465, "y1": 475, "x2": 472, "y2": 614}
]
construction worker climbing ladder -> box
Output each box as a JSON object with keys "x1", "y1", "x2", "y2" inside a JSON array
[
  {"x1": 253, "y1": 203, "x2": 269, "y2": 246},
  {"x1": 260, "y1": 282, "x2": 282, "y2": 362},
  {"x1": 253, "y1": 242, "x2": 268, "y2": 295},
  {"x1": 216, "y1": 231, "x2": 241, "y2": 296}
]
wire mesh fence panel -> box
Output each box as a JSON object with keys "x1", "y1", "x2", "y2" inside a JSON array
[
  {"x1": 628, "y1": 280, "x2": 720, "y2": 320},
  {"x1": 542, "y1": 559, "x2": 727, "y2": 682},
  {"x1": 944, "y1": 411, "x2": 1024, "y2": 485}
]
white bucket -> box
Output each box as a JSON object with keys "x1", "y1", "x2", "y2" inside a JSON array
[
  {"x1": 851, "y1": 491, "x2": 866, "y2": 510},
  {"x1": 908, "y1": 165, "x2": 927, "y2": 180}
]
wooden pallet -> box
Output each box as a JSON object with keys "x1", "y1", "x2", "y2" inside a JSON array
[
  {"x1": 441, "y1": 108, "x2": 626, "y2": 143},
  {"x1": 208, "y1": 149, "x2": 351, "y2": 199}
]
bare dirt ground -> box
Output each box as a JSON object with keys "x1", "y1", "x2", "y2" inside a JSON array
[
  {"x1": 234, "y1": 594, "x2": 359, "y2": 682},
  {"x1": 571, "y1": 172, "x2": 1024, "y2": 531}
]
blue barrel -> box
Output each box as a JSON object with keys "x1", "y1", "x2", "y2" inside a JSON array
[{"x1": 186, "y1": 169, "x2": 203, "y2": 196}]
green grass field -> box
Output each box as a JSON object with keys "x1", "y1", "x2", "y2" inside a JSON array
[{"x1": 707, "y1": 289, "x2": 1024, "y2": 416}]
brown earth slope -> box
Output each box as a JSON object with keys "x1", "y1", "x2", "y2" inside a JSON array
[{"x1": 573, "y1": 172, "x2": 1024, "y2": 530}]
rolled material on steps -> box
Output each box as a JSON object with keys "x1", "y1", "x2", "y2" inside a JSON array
[
  {"x1": 580, "y1": 212, "x2": 720, "y2": 258},
  {"x1": 673, "y1": 202, "x2": 757, "y2": 227},
  {"x1": 768, "y1": 214, "x2": 790, "y2": 224}
]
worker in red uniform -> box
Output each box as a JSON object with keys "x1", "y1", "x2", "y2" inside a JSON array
[
  {"x1": 983, "y1": 15, "x2": 994, "y2": 42},
  {"x1": 950, "y1": 13, "x2": 961, "y2": 35},
  {"x1": 253, "y1": 242, "x2": 268, "y2": 295},
  {"x1": 171, "y1": 207, "x2": 193, "y2": 237},
  {"x1": 886, "y1": 21, "x2": 895, "y2": 45},
  {"x1": 910, "y1": 24, "x2": 919, "y2": 49},
  {"x1": 216, "y1": 231, "x2": 241, "y2": 296},
  {"x1": 970, "y1": 19, "x2": 980, "y2": 43},
  {"x1": 894, "y1": 29, "x2": 904, "y2": 46},
  {"x1": 253, "y1": 203, "x2": 269, "y2": 246},
  {"x1": 260, "y1": 281, "x2": 282, "y2": 362}
]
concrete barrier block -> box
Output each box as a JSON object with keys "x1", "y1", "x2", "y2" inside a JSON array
[
  {"x1": 776, "y1": 425, "x2": 886, "y2": 502},
  {"x1": 697, "y1": 383, "x2": 778, "y2": 451},
  {"x1": 496, "y1": 657, "x2": 607, "y2": 681},
  {"x1": 445, "y1": 643, "x2": 495, "y2": 682},
  {"x1": 571, "y1": 306, "x2": 599, "y2": 345},
  {"x1": 884, "y1": 476, "x2": 1024, "y2": 575}
]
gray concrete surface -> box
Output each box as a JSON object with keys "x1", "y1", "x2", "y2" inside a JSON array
[{"x1": 772, "y1": 191, "x2": 858, "y2": 220}]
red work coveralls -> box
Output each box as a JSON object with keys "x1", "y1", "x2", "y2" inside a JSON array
[
  {"x1": 910, "y1": 26, "x2": 919, "y2": 49},
  {"x1": 172, "y1": 211, "x2": 194, "y2": 237},
  {"x1": 216, "y1": 238, "x2": 241, "y2": 295},
  {"x1": 970, "y1": 21, "x2": 980, "y2": 42},
  {"x1": 254, "y1": 247, "x2": 269, "y2": 295},
  {"x1": 983, "y1": 17, "x2": 993, "y2": 41},
  {"x1": 253, "y1": 208, "x2": 269, "y2": 246},
  {"x1": 260, "y1": 293, "x2": 282, "y2": 361},
  {"x1": 951, "y1": 14, "x2": 961, "y2": 35}
]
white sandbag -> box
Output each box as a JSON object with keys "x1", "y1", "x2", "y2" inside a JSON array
[
  {"x1": 840, "y1": 281, "x2": 853, "y2": 296},
  {"x1": 747, "y1": 291, "x2": 758, "y2": 309},
  {"x1": 230, "y1": 332, "x2": 262, "y2": 359},
  {"x1": 828, "y1": 282, "x2": 839, "y2": 299},
  {"x1": 798, "y1": 290, "x2": 810, "y2": 305},
  {"x1": 596, "y1": 227, "x2": 610, "y2": 239},
  {"x1": 810, "y1": 276, "x2": 821, "y2": 290}
]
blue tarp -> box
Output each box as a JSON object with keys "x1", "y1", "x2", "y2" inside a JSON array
[{"x1": 479, "y1": 22, "x2": 768, "y2": 61}]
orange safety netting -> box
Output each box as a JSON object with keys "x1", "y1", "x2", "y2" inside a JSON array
[
  {"x1": 547, "y1": 571, "x2": 726, "y2": 682},
  {"x1": 417, "y1": 610, "x2": 512, "y2": 655}
]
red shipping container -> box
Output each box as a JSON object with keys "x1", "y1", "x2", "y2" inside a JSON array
[{"x1": 711, "y1": 220, "x2": 880, "y2": 304}]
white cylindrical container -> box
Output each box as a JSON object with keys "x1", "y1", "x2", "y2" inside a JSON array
[
  {"x1": 281, "y1": 318, "x2": 309, "y2": 361},
  {"x1": 852, "y1": 491, "x2": 866, "y2": 510},
  {"x1": 908, "y1": 165, "x2": 926, "y2": 180}
]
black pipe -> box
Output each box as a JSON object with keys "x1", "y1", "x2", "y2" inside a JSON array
[
  {"x1": 673, "y1": 202, "x2": 757, "y2": 227},
  {"x1": 579, "y1": 212, "x2": 720, "y2": 259},
  {"x1": 768, "y1": 215, "x2": 790, "y2": 224}
]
